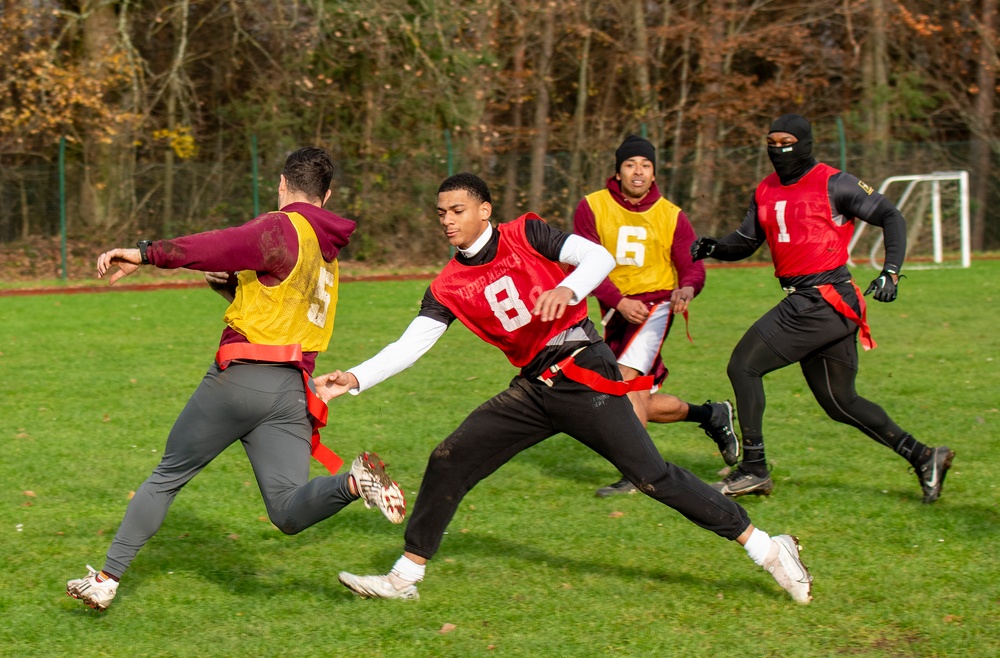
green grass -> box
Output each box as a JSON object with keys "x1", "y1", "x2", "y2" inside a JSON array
[{"x1": 1, "y1": 262, "x2": 997, "y2": 657}]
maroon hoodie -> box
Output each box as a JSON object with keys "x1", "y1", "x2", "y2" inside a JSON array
[
  {"x1": 572, "y1": 176, "x2": 705, "y2": 310},
  {"x1": 146, "y1": 202, "x2": 356, "y2": 373}
]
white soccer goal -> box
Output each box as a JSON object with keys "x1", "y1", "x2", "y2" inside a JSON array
[{"x1": 847, "y1": 170, "x2": 971, "y2": 270}]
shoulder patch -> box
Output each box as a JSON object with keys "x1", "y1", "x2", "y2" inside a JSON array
[{"x1": 857, "y1": 179, "x2": 874, "y2": 195}]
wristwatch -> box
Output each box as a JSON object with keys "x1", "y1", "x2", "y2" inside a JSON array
[{"x1": 137, "y1": 240, "x2": 153, "y2": 265}]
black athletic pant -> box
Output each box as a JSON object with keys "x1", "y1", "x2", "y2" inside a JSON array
[
  {"x1": 403, "y1": 341, "x2": 752, "y2": 560},
  {"x1": 727, "y1": 287, "x2": 907, "y2": 470}
]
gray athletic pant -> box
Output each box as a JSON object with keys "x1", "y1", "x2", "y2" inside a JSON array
[{"x1": 103, "y1": 363, "x2": 355, "y2": 578}]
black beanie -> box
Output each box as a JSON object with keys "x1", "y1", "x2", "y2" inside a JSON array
[{"x1": 615, "y1": 135, "x2": 656, "y2": 173}]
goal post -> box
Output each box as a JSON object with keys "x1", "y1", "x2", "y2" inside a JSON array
[{"x1": 847, "y1": 170, "x2": 971, "y2": 270}]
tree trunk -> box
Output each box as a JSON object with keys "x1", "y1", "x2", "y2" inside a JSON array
[
  {"x1": 690, "y1": 0, "x2": 724, "y2": 224},
  {"x1": 503, "y1": 4, "x2": 527, "y2": 221},
  {"x1": 528, "y1": 1, "x2": 555, "y2": 216},
  {"x1": 161, "y1": 0, "x2": 190, "y2": 237},
  {"x1": 630, "y1": 0, "x2": 655, "y2": 134},
  {"x1": 79, "y1": 0, "x2": 123, "y2": 230},
  {"x1": 863, "y1": 0, "x2": 891, "y2": 179},
  {"x1": 971, "y1": 0, "x2": 997, "y2": 251},
  {"x1": 566, "y1": 0, "x2": 593, "y2": 223},
  {"x1": 163, "y1": 93, "x2": 177, "y2": 237},
  {"x1": 653, "y1": 0, "x2": 676, "y2": 164},
  {"x1": 667, "y1": 1, "x2": 693, "y2": 205}
]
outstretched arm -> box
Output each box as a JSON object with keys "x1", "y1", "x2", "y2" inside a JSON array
[
  {"x1": 313, "y1": 370, "x2": 360, "y2": 402},
  {"x1": 691, "y1": 195, "x2": 766, "y2": 263},
  {"x1": 313, "y1": 314, "x2": 448, "y2": 398},
  {"x1": 96, "y1": 248, "x2": 143, "y2": 286}
]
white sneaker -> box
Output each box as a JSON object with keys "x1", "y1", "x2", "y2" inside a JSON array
[
  {"x1": 339, "y1": 572, "x2": 419, "y2": 600},
  {"x1": 350, "y1": 451, "x2": 406, "y2": 524},
  {"x1": 763, "y1": 535, "x2": 813, "y2": 604},
  {"x1": 67, "y1": 565, "x2": 118, "y2": 611}
]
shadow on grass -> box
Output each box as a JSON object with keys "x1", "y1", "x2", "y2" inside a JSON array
[
  {"x1": 509, "y1": 431, "x2": 730, "y2": 489},
  {"x1": 104, "y1": 505, "x2": 781, "y2": 607},
  {"x1": 795, "y1": 473, "x2": 999, "y2": 539},
  {"x1": 107, "y1": 505, "x2": 405, "y2": 605},
  {"x1": 420, "y1": 531, "x2": 779, "y2": 602}
]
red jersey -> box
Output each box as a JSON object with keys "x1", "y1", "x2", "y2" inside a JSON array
[
  {"x1": 755, "y1": 163, "x2": 855, "y2": 277},
  {"x1": 430, "y1": 214, "x2": 588, "y2": 368}
]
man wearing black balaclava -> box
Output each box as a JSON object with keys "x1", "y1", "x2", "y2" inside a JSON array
[
  {"x1": 689, "y1": 113, "x2": 955, "y2": 504},
  {"x1": 766, "y1": 113, "x2": 816, "y2": 185}
]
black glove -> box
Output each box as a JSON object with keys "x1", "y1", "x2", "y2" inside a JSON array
[
  {"x1": 864, "y1": 269, "x2": 900, "y2": 302},
  {"x1": 690, "y1": 237, "x2": 718, "y2": 261}
]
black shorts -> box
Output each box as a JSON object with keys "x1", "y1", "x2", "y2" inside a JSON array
[{"x1": 752, "y1": 283, "x2": 861, "y2": 369}]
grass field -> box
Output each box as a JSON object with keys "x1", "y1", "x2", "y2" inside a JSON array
[{"x1": 1, "y1": 262, "x2": 997, "y2": 657}]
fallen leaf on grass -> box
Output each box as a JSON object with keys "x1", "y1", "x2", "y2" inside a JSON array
[
  {"x1": 22, "y1": 490, "x2": 36, "y2": 497},
  {"x1": 439, "y1": 623, "x2": 457, "y2": 634},
  {"x1": 609, "y1": 511, "x2": 624, "y2": 518}
]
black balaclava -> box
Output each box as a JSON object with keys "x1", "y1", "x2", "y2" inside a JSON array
[{"x1": 767, "y1": 113, "x2": 817, "y2": 185}]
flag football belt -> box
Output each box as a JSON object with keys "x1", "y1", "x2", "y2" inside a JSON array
[
  {"x1": 603, "y1": 302, "x2": 695, "y2": 345},
  {"x1": 215, "y1": 342, "x2": 344, "y2": 473},
  {"x1": 782, "y1": 281, "x2": 876, "y2": 351},
  {"x1": 537, "y1": 347, "x2": 654, "y2": 396}
]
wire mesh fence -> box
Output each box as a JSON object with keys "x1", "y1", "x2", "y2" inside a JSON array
[{"x1": 1, "y1": 139, "x2": 995, "y2": 273}]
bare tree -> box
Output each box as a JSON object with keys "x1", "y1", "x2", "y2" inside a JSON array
[
  {"x1": 528, "y1": 1, "x2": 556, "y2": 213},
  {"x1": 971, "y1": 0, "x2": 997, "y2": 250}
]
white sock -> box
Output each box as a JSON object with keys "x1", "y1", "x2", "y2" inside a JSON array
[
  {"x1": 389, "y1": 555, "x2": 425, "y2": 585},
  {"x1": 744, "y1": 528, "x2": 772, "y2": 566}
]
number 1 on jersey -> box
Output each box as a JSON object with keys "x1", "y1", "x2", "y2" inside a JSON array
[{"x1": 774, "y1": 200, "x2": 791, "y2": 243}]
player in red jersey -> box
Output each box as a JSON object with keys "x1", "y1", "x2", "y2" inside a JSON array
[
  {"x1": 691, "y1": 114, "x2": 954, "y2": 503},
  {"x1": 314, "y1": 173, "x2": 813, "y2": 604}
]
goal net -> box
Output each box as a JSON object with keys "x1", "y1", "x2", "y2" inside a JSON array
[{"x1": 847, "y1": 171, "x2": 971, "y2": 270}]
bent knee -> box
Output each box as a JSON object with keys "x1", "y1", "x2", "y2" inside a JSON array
[
  {"x1": 273, "y1": 516, "x2": 306, "y2": 535},
  {"x1": 727, "y1": 357, "x2": 750, "y2": 383}
]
